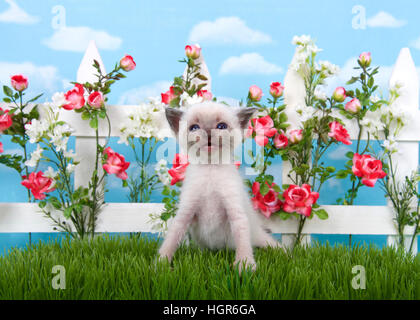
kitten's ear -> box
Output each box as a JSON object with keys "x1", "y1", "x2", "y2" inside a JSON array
[
  {"x1": 165, "y1": 107, "x2": 184, "y2": 135},
  {"x1": 237, "y1": 107, "x2": 258, "y2": 129}
]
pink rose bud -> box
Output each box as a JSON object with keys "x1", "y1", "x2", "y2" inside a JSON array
[
  {"x1": 273, "y1": 132, "x2": 288, "y2": 149},
  {"x1": 103, "y1": 147, "x2": 130, "y2": 180},
  {"x1": 0, "y1": 108, "x2": 13, "y2": 132},
  {"x1": 62, "y1": 84, "x2": 85, "y2": 111},
  {"x1": 249, "y1": 85, "x2": 263, "y2": 102},
  {"x1": 197, "y1": 89, "x2": 212, "y2": 101},
  {"x1": 120, "y1": 55, "x2": 136, "y2": 71},
  {"x1": 21, "y1": 171, "x2": 56, "y2": 200},
  {"x1": 332, "y1": 87, "x2": 346, "y2": 102},
  {"x1": 345, "y1": 98, "x2": 362, "y2": 113},
  {"x1": 185, "y1": 44, "x2": 201, "y2": 60},
  {"x1": 358, "y1": 52, "x2": 371, "y2": 68},
  {"x1": 161, "y1": 86, "x2": 178, "y2": 105},
  {"x1": 11, "y1": 74, "x2": 28, "y2": 92},
  {"x1": 87, "y1": 91, "x2": 104, "y2": 109},
  {"x1": 269, "y1": 82, "x2": 284, "y2": 98},
  {"x1": 288, "y1": 129, "x2": 303, "y2": 144},
  {"x1": 0, "y1": 141, "x2": 3, "y2": 153}
]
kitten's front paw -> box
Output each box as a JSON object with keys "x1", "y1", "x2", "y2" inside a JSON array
[{"x1": 234, "y1": 256, "x2": 257, "y2": 274}]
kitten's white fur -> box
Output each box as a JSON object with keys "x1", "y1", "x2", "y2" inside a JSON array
[{"x1": 158, "y1": 102, "x2": 281, "y2": 272}]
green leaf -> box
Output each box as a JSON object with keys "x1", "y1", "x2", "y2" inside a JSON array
[
  {"x1": 122, "y1": 179, "x2": 128, "y2": 188},
  {"x1": 278, "y1": 211, "x2": 291, "y2": 220},
  {"x1": 89, "y1": 117, "x2": 98, "y2": 129},
  {"x1": 259, "y1": 182, "x2": 269, "y2": 196},
  {"x1": 81, "y1": 111, "x2": 90, "y2": 120},
  {"x1": 3, "y1": 85, "x2": 13, "y2": 97},
  {"x1": 346, "y1": 77, "x2": 359, "y2": 85},
  {"x1": 314, "y1": 208, "x2": 329, "y2": 220}
]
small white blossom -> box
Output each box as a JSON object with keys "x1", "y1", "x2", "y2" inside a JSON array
[
  {"x1": 50, "y1": 92, "x2": 67, "y2": 110},
  {"x1": 44, "y1": 166, "x2": 58, "y2": 179},
  {"x1": 66, "y1": 163, "x2": 76, "y2": 174},
  {"x1": 25, "y1": 144, "x2": 43, "y2": 167},
  {"x1": 25, "y1": 119, "x2": 48, "y2": 143},
  {"x1": 154, "y1": 159, "x2": 171, "y2": 186},
  {"x1": 180, "y1": 92, "x2": 203, "y2": 108},
  {"x1": 382, "y1": 136, "x2": 400, "y2": 154},
  {"x1": 314, "y1": 87, "x2": 327, "y2": 101}
]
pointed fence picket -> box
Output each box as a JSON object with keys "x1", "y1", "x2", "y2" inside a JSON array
[{"x1": 0, "y1": 42, "x2": 419, "y2": 253}]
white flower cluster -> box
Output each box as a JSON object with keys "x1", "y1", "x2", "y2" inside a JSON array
[
  {"x1": 154, "y1": 159, "x2": 171, "y2": 186},
  {"x1": 290, "y1": 35, "x2": 322, "y2": 73},
  {"x1": 118, "y1": 98, "x2": 171, "y2": 144},
  {"x1": 180, "y1": 92, "x2": 203, "y2": 108},
  {"x1": 24, "y1": 93, "x2": 78, "y2": 168},
  {"x1": 316, "y1": 60, "x2": 340, "y2": 77}
]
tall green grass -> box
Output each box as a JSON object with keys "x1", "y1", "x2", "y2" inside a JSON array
[{"x1": 0, "y1": 234, "x2": 419, "y2": 299}]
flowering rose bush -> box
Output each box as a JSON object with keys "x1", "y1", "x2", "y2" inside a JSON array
[{"x1": 0, "y1": 54, "x2": 135, "y2": 238}]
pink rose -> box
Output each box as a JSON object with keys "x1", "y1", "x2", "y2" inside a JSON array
[
  {"x1": 168, "y1": 153, "x2": 189, "y2": 185},
  {"x1": 246, "y1": 115, "x2": 277, "y2": 146},
  {"x1": 269, "y1": 82, "x2": 284, "y2": 98},
  {"x1": 161, "y1": 86, "x2": 179, "y2": 105},
  {"x1": 185, "y1": 44, "x2": 201, "y2": 60},
  {"x1": 0, "y1": 108, "x2": 13, "y2": 132},
  {"x1": 11, "y1": 74, "x2": 28, "y2": 92},
  {"x1": 352, "y1": 153, "x2": 386, "y2": 187},
  {"x1": 249, "y1": 85, "x2": 263, "y2": 102},
  {"x1": 63, "y1": 84, "x2": 85, "y2": 111},
  {"x1": 21, "y1": 171, "x2": 55, "y2": 200},
  {"x1": 359, "y1": 52, "x2": 371, "y2": 68},
  {"x1": 328, "y1": 121, "x2": 351, "y2": 145},
  {"x1": 87, "y1": 91, "x2": 104, "y2": 109},
  {"x1": 273, "y1": 132, "x2": 288, "y2": 149},
  {"x1": 345, "y1": 98, "x2": 361, "y2": 113},
  {"x1": 120, "y1": 55, "x2": 136, "y2": 71},
  {"x1": 283, "y1": 184, "x2": 319, "y2": 217},
  {"x1": 103, "y1": 147, "x2": 130, "y2": 180},
  {"x1": 332, "y1": 87, "x2": 346, "y2": 102},
  {"x1": 0, "y1": 141, "x2": 3, "y2": 153},
  {"x1": 288, "y1": 129, "x2": 303, "y2": 144},
  {"x1": 234, "y1": 161, "x2": 241, "y2": 169},
  {"x1": 197, "y1": 89, "x2": 212, "y2": 101},
  {"x1": 251, "y1": 181, "x2": 283, "y2": 218}
]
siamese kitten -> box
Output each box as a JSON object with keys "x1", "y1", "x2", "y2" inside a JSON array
[{"x1": 158, "y1": 102, "x2": 281, "y2": 272}]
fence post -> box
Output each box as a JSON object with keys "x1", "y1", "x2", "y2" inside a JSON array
[
  {"x1": 386, "y1": 48, "x2": 419, "y2": 253},
  {"x1": 73, "y1": 40, "x2": 106, "y2": 189},
  {"x1": 281, "y1": 52, "x2": 311, "y2": 247}
]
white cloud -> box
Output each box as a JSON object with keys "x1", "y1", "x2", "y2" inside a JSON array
[
  {"x1": 0, "y1": 61, "x2": 63, "y2": 94},
  {"x1": 118, "y1": 81, "x2": 172, "y2": 105},
  {"x1": 0, "y1": 0, "x2": 39, "y2": 24},
  {"x1": 219, "y1": 53, "x2": 283, "y2": 75},
  {"x1": 367, "y1": 11, "x2": 406, "y2": 28},
  {"x1": 43, "y1": 26, "x2": 122, "y2": 52},
  {"x1": 188, "y1": 16, "x2": 272, "y2": 46}
]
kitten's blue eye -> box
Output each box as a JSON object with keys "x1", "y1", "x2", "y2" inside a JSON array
[
  {"x1": 216, "y1": 122, "x2": 228, "y2": 130},
  {"x1": 189, "y1": 124, "x2": 200, "y2": 131}
]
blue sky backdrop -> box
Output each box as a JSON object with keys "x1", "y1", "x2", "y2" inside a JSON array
[{"x1": 0, "y1": 0, "x2": 418, "y2": 204}]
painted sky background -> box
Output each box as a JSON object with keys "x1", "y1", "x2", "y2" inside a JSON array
[{"x1": 0, "y1": 0, "x2": 419, "y2": 204}]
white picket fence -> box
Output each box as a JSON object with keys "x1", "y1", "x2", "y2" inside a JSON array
[{"x1": 0, "y1": 41, "x2": 419, "y2": 253}]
